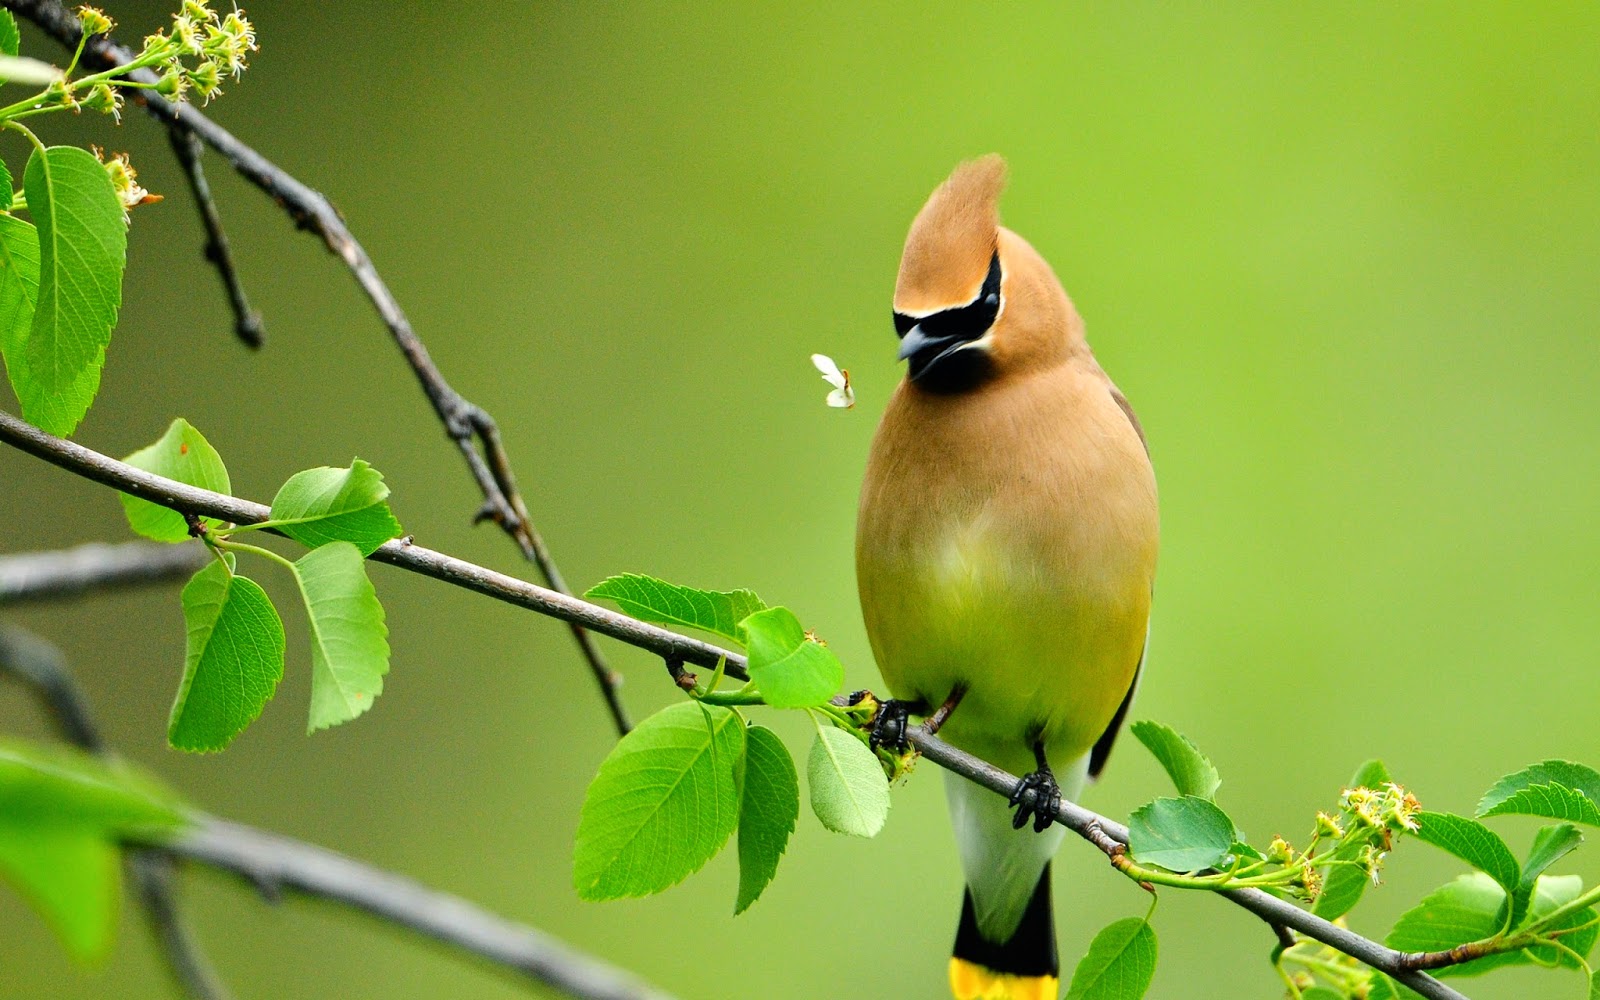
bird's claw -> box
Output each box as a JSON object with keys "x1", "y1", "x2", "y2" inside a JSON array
[
  {"x1": 1009, "y1": 769, "x2": 1061, "y2": 833},
  {"x1": 869, "y1": 699, "x2": 913, "y2": 752}
]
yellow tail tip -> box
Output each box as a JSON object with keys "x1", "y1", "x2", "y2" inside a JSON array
[{"x1": 949, "y1": 958, "x2": 1060, "y2": 1000}]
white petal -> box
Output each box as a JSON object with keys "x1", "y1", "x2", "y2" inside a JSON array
[
  {"x1": 826, "y1": 386, "x2": 855, "y2": 409},
  {"x1": 810, "y1": 352, "x2": 847, "y2": 389}
]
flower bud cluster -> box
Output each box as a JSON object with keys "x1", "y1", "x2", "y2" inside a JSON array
[{"x1": 84, "y1": 1, "x2": 258, "y2": 107}]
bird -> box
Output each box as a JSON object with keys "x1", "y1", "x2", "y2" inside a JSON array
[{"x1": 855, "y1": 155, "x2": 1158, "y2": 1000}]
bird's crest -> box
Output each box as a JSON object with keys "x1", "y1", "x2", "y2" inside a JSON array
[{"x1": 894, "y1": 155, "x2": 1007, "y2": 315}]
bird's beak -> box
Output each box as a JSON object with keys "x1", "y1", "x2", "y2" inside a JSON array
[{"x1": 898, "y1": 324, "x2": 973, "y2": 381}]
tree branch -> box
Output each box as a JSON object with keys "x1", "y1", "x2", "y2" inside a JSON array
[
  {"x1": 0, "y1": 624, "x2": 230, "y2": 1000},
  {"x1": 0, "y1": 0, "x2": 631, "y2": 737},
  {"x1": 0, "y1": 408, "x2": 1476, "y2": 999},
  {"x1": 0, "y1": 540, "x2": 210, "y2": 606},
  {"x1": 164, "y1": 123, "x2": 263, "y2": 349}
]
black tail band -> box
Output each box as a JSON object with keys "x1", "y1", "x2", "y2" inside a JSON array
[{"x1": 951, "y1": 863, "x2": 1057, "y2": 977}]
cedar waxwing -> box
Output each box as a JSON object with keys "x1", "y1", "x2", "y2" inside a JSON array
[{"x1": 856, "y1": 156, "x2": 1158, "y2": 1000}]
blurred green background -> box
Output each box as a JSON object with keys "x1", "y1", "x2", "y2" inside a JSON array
[{"x1": 3, "y1": 3, "x2": 1598, "y2": 998}]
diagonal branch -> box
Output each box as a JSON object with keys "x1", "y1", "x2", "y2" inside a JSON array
[
  {"x1": 0, "y1": 408, "x2": 1473, "y2": 999},
  {"x1": 0, "y1": 540, "x2": 210, "y2": 606},
  {"x1": 164, "y1": 123, "x2": 263, "y2": 349},
  {"x1": 0, "y1": 0, "x2": 630, "y2": 736}
]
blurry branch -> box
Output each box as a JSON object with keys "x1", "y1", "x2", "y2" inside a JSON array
[
  {"x1": 164, "y1": 124, "x2": 263, "y2": 349},
  {"x1": 0, "y1": 622, "x2": 675, "y2": 1000},
  {"x1": 1, "y1": 0, "x2": 631, "y2": 737},
  {"x1": 0, "y1": 540, "x2": 210, "y2": 606},
  {"x1": 0, "y1": 624, "x2": 232, "y2": 1000},
  {"x1": 154, "y1": 817, "x2": 676, "y2": 1000},
  {"x1": 0, "y1": 410, "x2": 1470, "y2": 1000}
]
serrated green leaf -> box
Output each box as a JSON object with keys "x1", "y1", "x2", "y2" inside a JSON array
[
  {"x1": 1590, "y1": 969, "x2": 1600, "y2": 999},
  {"x1": 290, "y1": 541, "x2": 389, "y2": 733},
  {"x1": 0, "y1": 739, "x2": 184, "y2": 963},
  {"x1": 1312, "y1": 851, "x2": 1372, "y2": 922},
  {"x1": 0, "y1": 211, "x2": 39, "y2": 403},
  {"x1": 268, "y1": 460, "x2": 402, "y2": 556},
  {"x1": 1127, "y1": 796, "x2": 1235, "y2": 873},
  {"x1": 1387, "y1": 872, "x2": 1596, "y2": 978},
  {"x1": 1350, "y1": 758, "x2": 1391, "y2": 790},
  {"x1": 1512, "y1": 823, "x2": 1583, "y2": 928},
  {"x1": 1064, "y1": 917, "x2": 1157, "y2": 1000},
  {"x1": 118, "y1": 419, "x2": 231, "y2": 543},
  {"x1": 1413, "y1": 811, "x2": 1520, "y2": 897},
  {"x1": 807, "y1": 726, "x2": 888, "y2": 837},
  {"x1": 0, "y1": 10, "x2": 19, "y2": 57},
  {"x1": 735, "y1": 725, "x2": 797, "y2": 914},
  {"x1": 20, "y1": 145, "x2": 125, "y2": 436},
  {"x1": 584, "y1": 573, "x2": 765, "y2": 645},
  {"x1": 739, "y1": 606, "x2": 843, "y2": 708},
  {"x1": 170, "y1": 561, "x2": 285, "y2": 752},
  {"x1": 1479, "y1": 760, "x2": 1600, "y2": 827},
  {"x1": 1129, "y1": 720, "x2": 1220, "y2": 800},
  {"x1": 574, "y1": 702, "x2": 744, "y2": 900}
]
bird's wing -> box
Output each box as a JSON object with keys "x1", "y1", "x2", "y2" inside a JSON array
[
  {"x1": 1087, "y1": 637, "x2": 1144, "y2": 780},
  {"x1": 1109, "y1": 385, "x2": 1148, "y2": 455}
]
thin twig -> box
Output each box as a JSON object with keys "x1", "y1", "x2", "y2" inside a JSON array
[
  {"x1": 0, "y1": 410, "x2": 1475, "y2": 998},
  {"x1": 152, "y1": 817, "x2": 676, "y2": 1000},
  {"x1": 164, "y1": 123, "x2": 263, "y2": 348},
  {"x1": 0, "y1": 540, "x2": 209, "y2": 605},
  {"x1": 0, "y1": 0, "x2": 631, "y2": 736},
  {"x1": 0, "y1": 625, "x2": 231, "y2": 1000}
]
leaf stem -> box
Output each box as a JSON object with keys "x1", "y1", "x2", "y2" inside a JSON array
[{"x1": 214, "y1": 538, "x2": 296, "y2": 573}]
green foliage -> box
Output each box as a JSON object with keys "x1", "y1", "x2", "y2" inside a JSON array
[
  {"x1": 1130, "y1": 720, "x2": 1220, "y2": 800},
  {"x1": 735, "y1": 725, "x2": 797, "y2": 914},
  {"x1": 0, "y1": 739, "x2": 185, "y2": 962},
  {"x1": 1349, "y1": 759, "x2": 1391, "y2": 790},
  {"x1": 265, "y1": 460, "x2": 402, "y2": 556},
  {"x1": 585, "y1": 573, "x2": 765, "y2": 645},
  {"x1": 1478, "y1": 760, "x2": 1600, "y2": 827},
  {"x1": 1064, "y1": 918, "x2": 1157, "y2": 1000},
  {"x1": 573, "y1": 702, "x2": 745, "y2": 900},
  {"x1": 1387, "y1": 872, "x2": 1598, "y2": 978},
  {"x1": 1127, "y1": 796, "x2": 1235, "y2": 873},
  {"x1": 119, "y1": 418, "x2": 232, "y2": 542},
  {"x1": 170, "y1": 560, "x2": 285, "y2": 752},
  {"x1": 14, "y1": 145, "x2": 125, "y2": 436},
  {"x1": 0, "y1": 212, "x2": 39, "y2": 408},
  {"x1": 1312, "y1": 849, "x2": 1372, "y2": 922},
  {"x1": 292, "y1": 542, "x2": 390, "y2": 733},
  {"x1": 1514, "y1": 823, "x2": 1583, "y2": 928},
  {"x1": 0, "y1": 10, "x2": 18, "y2": 57},
  {"x1": 1412, "y1": 811, "x2": 1521, "y2": 899},
  {"x1": 740, "y1": 606, "x2": 844, "y2": 708},
  {"x1": 806, "y1": 725, "x2": 889, "y2": 837}
]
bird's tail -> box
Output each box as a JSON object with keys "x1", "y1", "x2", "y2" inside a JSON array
[{"x1": 948, "y1": 864, "x2": 1058, "y2": 1000}]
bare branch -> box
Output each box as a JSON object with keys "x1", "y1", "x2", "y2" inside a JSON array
[
  {"x1": 164, "y1": 124, "x2": 263, "y2": 349},
  {"x1": 0, "y1": 408, "x2": 1475, "y2": 998},
  {"x1": 0, "y1": 624, "x2": 229, "y2": 999},
  {"x1": 0, "y1": 540, "x2": 209, "y2": 606},
  {"x1": 0, "y1": 0, "x2": 630, "y2": 736},
  {"x1": 153, "y1": 817, "x2": 675, "y2": 1000}
]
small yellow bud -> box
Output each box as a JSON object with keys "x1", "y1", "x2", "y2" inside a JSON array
[
  {"x1": 81, "y1": 83, "x2": 122, "y2": 121},
  {"x1": 77, "y1": 6, "x2": 114, "y2": 36}
]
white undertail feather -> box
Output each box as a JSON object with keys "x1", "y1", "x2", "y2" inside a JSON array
[{"x1": 944, "y1": 754, "x2": 1088, "y2": 943}]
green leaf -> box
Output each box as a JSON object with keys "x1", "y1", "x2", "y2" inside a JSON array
[
  {"x1": 1350, "y1": 758, "x2": 1391, "y2": 790},
  {"x1": 1511, "y1": 823, "x2": 1583, "y2": 927},
  {"x1": 0, "y1": 739, "x2": 184, "y2": 962},
  {"x1": 735, "y1": 725, "x2": 798, "y2": 914},
  {"x1": 1590, "y1": 970, "x2": 1600, "y2": 1000},
  {"x1": 0, "y1": 211, "x2": 39, "y2": 405},
  {"x1": 20, "y1": 145, "x2": 126, "y2": 436},
  {"x1": 1128, "y1": 720, "x2": 1221, "y2": 800},
  {"x1": 584, "y1": 573, "x2": 765, "y2": 645},
  {"x1": 1478, "y1": 760, "x2": 1600, "y2": 827},
  {"x1": 0, "y1": 10, "x2": 19, "y2": 57},
  {"x1": 738, "y1": 606, "x2": 844, "y2": 708},
  {"x1": 268, "y1": 461, "x2": 402, "y2": 556},
  {"x1": 1412, "y1": 811, "x2": 1521, "y2": 897},
  {"x1": 1300, "y1": 990, "x2": 1344, "y2": 1000},
  {"x1": 1313, "y1": 852, "x2": 1372, "y2": 921},
  {"x1": 1127, "y1": 796, "x2": 1236, "y2": 873},
  {"x1": 1387, "y1": 872, "x2": 1597, "y2": 978},
  {"x1": 289, "y1": 541, "x2": 390, "y2": 733},
  {"x1": 806, "y1": 725, "x2": 888, "y2": 837},
  {"x1": 170, "y1": 561, "x2": 285, "y2": 752},
  {"x1": 1064, "y1": 917, "x2": 1157, "y2": 1000},
  {"x1": 118, "y1": 419, "x2": 231, "y2": 542},
  {"x1": 573, "y1": 702, "x2": 745, "y2": 900}
]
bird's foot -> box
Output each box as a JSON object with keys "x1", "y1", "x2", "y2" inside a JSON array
[
  {"x1": 867, "y1": 698, "x2": 914, "y2": 752},
  {"x1": 1009, "y1": 769, "x2": 1061, "y2": 833}
]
